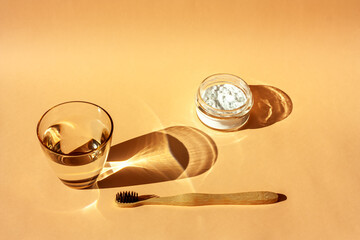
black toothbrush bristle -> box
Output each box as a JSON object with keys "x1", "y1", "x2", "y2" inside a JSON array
[{"x1": 116, "y1": 191, "x2": 139, "y2": 203}]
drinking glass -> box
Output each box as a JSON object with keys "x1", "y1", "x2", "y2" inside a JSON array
[{"x1": 36, "y1": 101, "x2": 113, "y2": 189}]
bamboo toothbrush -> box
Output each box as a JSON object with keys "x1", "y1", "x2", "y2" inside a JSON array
[{"x1": 115, "y1": 191, "x2": 279, "y2": 207}]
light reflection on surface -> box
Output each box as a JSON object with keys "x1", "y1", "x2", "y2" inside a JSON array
[
  {"x1": 81, "y1": 199, "x2": 99, "y2": 212},
  {"x1": 36, "y1": 184, "x2": 101, "y2": 215}
]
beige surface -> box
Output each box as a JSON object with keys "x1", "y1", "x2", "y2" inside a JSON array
[{"x1": 1, "y1": 0, "x2": 360, "y2": 239}]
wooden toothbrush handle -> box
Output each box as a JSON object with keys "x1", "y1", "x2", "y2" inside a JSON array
[{"x1": 146, "y1": 191, "x2": 278, "y2": 206}]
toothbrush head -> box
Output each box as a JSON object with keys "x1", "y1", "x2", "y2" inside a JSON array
[{"x1": 115, "y1": 191, "x2": 139, "y2": 203}]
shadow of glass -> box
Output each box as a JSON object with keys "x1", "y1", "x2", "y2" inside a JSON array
[
  {"x1": 97, "y1": 126, "x2": 218, "y2": 188},
  {"x1": 242, "y1": 85, "x2": 293, "y2": 129}
]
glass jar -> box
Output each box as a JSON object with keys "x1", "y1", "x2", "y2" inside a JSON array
[{"x1": 195, "y1": 73, "x2": 253, "y2": 131}]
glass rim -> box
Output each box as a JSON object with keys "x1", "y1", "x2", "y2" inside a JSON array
[
  {"x1": 36, "y1": 101, "x2": 114, "y2": 157},
  {"x1": 196, "y1": 73, "x2": 253, "y2": 116}
]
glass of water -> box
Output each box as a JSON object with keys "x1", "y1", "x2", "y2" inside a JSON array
[{"x1": 36, "y1": 101, "x2": 113, "y2": 189}]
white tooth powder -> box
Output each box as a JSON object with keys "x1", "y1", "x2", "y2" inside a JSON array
[
  {"x1": 202, "y1": 84, "x2": 247, "y2": 111},
  {"x1": 196, "y1": 74, "x2": 253, "y2": 131}
]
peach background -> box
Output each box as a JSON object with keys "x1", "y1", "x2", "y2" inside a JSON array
[{"x1": 1, "y1": 0, "x2": 360, "y2": 239}]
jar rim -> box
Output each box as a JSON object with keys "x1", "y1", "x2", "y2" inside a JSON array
[{"x1": 196, "y1": 73, "x2": 253, "y2": 117}]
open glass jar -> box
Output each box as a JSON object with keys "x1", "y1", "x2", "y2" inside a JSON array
[{"x1": 195, "y1": 73, "x2": 253, "y2": 131}]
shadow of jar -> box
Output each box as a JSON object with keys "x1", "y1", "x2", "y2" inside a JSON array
[{"x1": 242, "y1": 85, "x2": 293, "y2": 129}]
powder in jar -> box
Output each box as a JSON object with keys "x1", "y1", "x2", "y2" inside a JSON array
[{"x1": 201, "y1": 83, "x2": 247, "y2": 110}]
